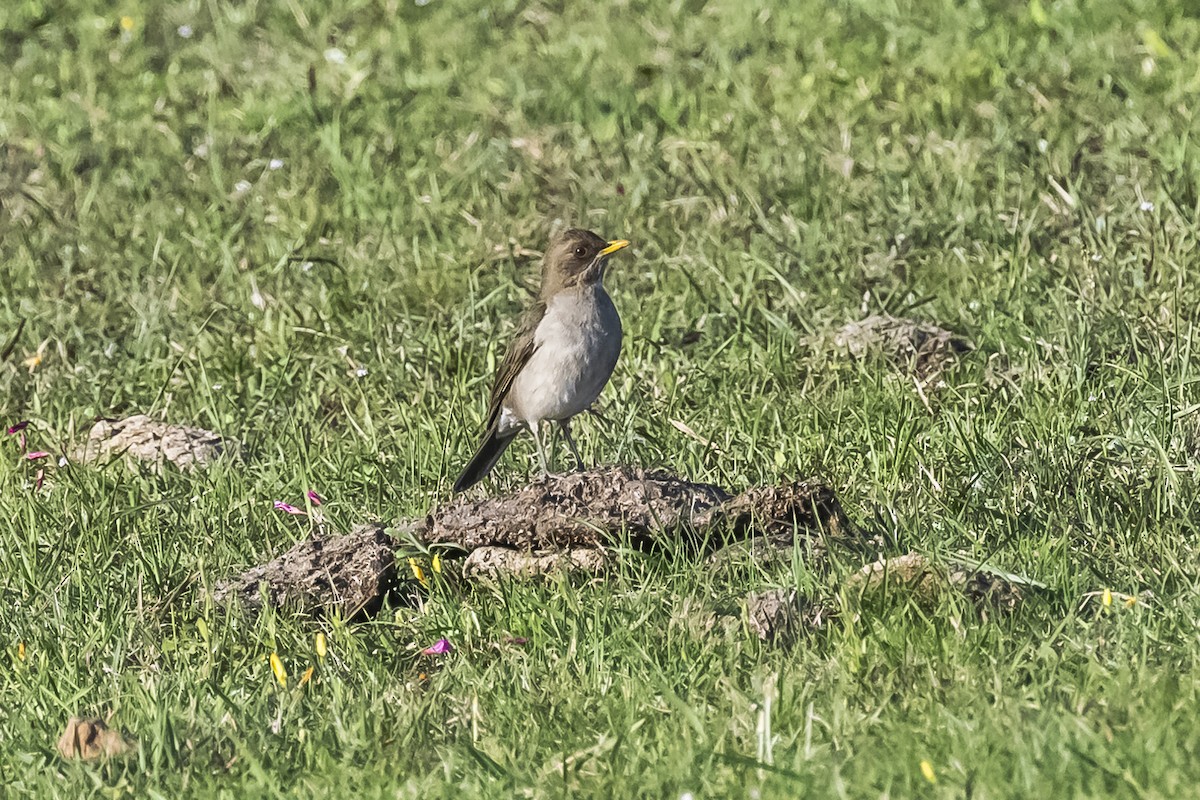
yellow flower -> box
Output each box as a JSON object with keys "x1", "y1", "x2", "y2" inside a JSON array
[
  {"x1": 315, "y1": 632, "x2": 328, "y2": 659},
  {"x1": 1028, "y1": 0, "x2": 1048, "y2": 27},
  {"x1": 120, "y1": 15, "x2": 135, "y2": 31},
  {"x1": 920, "y1": 760, "x2": 937, "y2": 784},
  {"x1": 269, "y1": 652, "x2": 288, "y2": 688},
  {"x1": 1124, "y1": 595, "x2": 1138, "y2": 608},
  {"x1": 17, "y1": 642, "x2": 25, "y2": 661},
  {"x1": 1102, "y1": 588, "x2": 1113, "y2": 608},
  {"x1": 298, "y1": 666, "x2": 314, "y2": 687},
  {"x1": 431, "y1": 552, "x2": 442, "y2": 574},
  {"x1": 409, "y1": 557, "x2": 427, "y2": 586}
]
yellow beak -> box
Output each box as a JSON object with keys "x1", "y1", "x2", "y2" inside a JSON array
[{"x1": 599, "y1": 239, "x2": 630, "y2": 256}]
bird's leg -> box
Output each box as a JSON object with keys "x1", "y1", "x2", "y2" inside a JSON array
[
  {"x1": 559, "y1": 419, "x2": 585, "y2": 471},
  {"x1": 528, "y1": 421, "x2": 550, "y2": 477},
  {"x1": 547, "y1": 420, "x2": 559, "y2": 473}
]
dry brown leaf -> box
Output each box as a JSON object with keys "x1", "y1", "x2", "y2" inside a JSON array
[{"x1": 56, "y1": 717, "x2": 136, "y2": 760}]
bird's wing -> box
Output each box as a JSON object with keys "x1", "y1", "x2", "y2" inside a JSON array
[{"x1": 483, "y1": 298, "x2": 545, "y2": 430}]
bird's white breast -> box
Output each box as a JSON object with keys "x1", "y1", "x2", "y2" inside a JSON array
[{"x1": 502, "y1": 284, "x2": 621, "y2": 431}]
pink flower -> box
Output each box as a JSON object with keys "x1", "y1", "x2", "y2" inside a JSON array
[
  {"x1": 25, "y1": 451, "x2": 50, "y2": 461},
  {"x1": 34, "y1": 468, "x2": 44, "y2": 491},
  {"x1": 273, "y1": 501, "x2": 305, "y2": 516},
  {"x1": 6, "y1": 420, "x2": 29, "y2": 435},
  {"x1": 421, "y1": 638, "x2": 452, "y2": 655},
  {"x1": 307, "y1": 490, "x2": 324, "y2": 506}
]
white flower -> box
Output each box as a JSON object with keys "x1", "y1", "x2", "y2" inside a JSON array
[
  {"x1": 212, "y1": 383, "x2": 223, "y2": 391},
  {"x1": 268, "y1": 158, "x2": 284, "y2": 170},
  {"x1": 1139, "y1": 200, "x2": 1154, "y2": 212},
  {"x1": 355, "y1": 367, "x2": 369, "y2": 378},
  {"x1": 324, "y1": 47, "x2": 347, "y2": 65},
  {"x1": 234, "y1": 179, "x2": 252, "y2": 194},
  {"x1": 177, "y1": 24, "x2": 193, "y2": 38},
  {"x1": 1037, "y1": 139, "x2": 1049, "y2": 153}
]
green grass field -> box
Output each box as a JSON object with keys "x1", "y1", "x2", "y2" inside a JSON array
[{"x1": 4, "y1": 0, "x2": 1200, "y2": 796}]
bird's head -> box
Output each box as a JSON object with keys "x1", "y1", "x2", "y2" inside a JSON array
[{"x1": 541, "y1": 228, "x2": 630, "y2": 293}]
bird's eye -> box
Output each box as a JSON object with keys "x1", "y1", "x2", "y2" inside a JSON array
[{"x1": 574, "y1": 246, "x2": 588, "y2": 258}]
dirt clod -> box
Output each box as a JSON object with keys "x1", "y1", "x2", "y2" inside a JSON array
[
  {"x1": 56, "y1": 717, "x2": 135, "y2": 760},
  {"x1": 741, "y1": 588, "x2": 833, "y2": 645},
  {"x1": 427, "y1": 466, "x2": 731, "y2": 551},
  {"x1": 76, "y1": 415, "x2": 235, "y2": 472},
  {"x1": 745, "y1": 588, "x2": 802, "y2": 645},
  {"x1": 834, "y1": 315, "x2": 972, "y2": 377},
  {"x1": 845, "y1": 552, "x2": 1023, "y2": 611},
  {"x1": 707, "y1": 531, "x2": 800, "y2": 577},
  {"x1": 462, "y1": 546, "x2": 609, "y2": 581},
  {"x1": 697, "y1": 480, "x2": 853, "y2": 542},
  {"x1": 210, "y1": 523, "x2": 398, "y2": 617},
  {"x1": 213, "y1": 468, "x2": 857, "y2": 615}
]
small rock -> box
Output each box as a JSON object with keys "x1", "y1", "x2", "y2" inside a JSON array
[
  {"x1": 56, "y1": 717, "x2": 135, "y2": 760},
  {"x1": 75, "y1": 415, "x2": 235, "y2": 472}
]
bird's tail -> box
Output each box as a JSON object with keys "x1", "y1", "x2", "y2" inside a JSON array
[{"x1": 453, "y1": 426, "x2": 517, "y2": 492}]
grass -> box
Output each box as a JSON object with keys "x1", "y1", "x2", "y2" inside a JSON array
[{"x1": 3, "y1": 0, "x2": 1200, "y2": 796}]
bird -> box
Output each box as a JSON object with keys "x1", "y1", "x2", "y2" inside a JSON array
[{"x1": 453, "y1": 228, "x2": 631, "y2": 492}]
